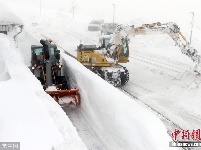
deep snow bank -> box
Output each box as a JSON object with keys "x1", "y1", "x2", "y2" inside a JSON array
[
  {"x1": 0, "y1": 55, "x2": 10, "y2": 81},
  {"x1": 0, "y1": 79, "x2": 65, "y2": 150},
  {"x1": 0, "y1": 35, "x2": 87, "y2": 150},
  {"x1": 62, "y1": 53, "x2": 177, "y2": 150},
  {"x1": 0, "y1": 12, "x2": 23, "y2": 25}
]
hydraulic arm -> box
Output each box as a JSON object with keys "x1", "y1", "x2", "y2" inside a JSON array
[{"x1": 111, "y1": 22, "x2": 201, "y2": 73}]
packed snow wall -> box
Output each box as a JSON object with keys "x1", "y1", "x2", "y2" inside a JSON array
[
  {"x1": 62, "y1": 53, "x2": 177, "y2": 150},
  {"x1": 0, "y1": 35, "x2": 87, "y2": 150},
  {"x1": 0, "y1": 55, "x2": 10, "y2": 81}
]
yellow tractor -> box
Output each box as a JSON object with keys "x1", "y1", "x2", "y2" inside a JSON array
[{"x1": 77, "y1": 35, "x2": 129, "y2": 87}]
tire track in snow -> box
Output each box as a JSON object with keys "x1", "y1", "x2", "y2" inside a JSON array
[
  {"x1": 123, "y1": 82, "x2": 153, "y2": 96},
  {"x1": 119, "y1": 87, "x2": 201, "y2": 150},
  {"x1": 130, "y1": 53, "x2": 186, "y2": 73},
  {"x1": 119, "y1": 87, "x2": 183, "y2": 129},
  {"x1": 131, "y1": 53, "x2": 187, "y2": 71},
  {"x1": 131, "y1": 53, "x2": 185, "y2": 71}
]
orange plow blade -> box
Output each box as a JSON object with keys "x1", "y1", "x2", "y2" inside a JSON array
[{"x1": 45, "y1": 89, "x2": 80, "y2": 107}]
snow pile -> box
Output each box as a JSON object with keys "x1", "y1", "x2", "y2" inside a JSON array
[
  {"x1": 0, "y1": 55, "x2": 10, "y2": 81},
  {"x1": 0, "y1": 35, "x2": 87, "y2": 150},
  {"x1": 0, "y1": 80, "x2": 64, "y2": 150},
  {"x1": 62, "y1": 54, "x2": 177, "y2": 150},
  {"x1": 0, "y1": 12, "x2": 23, "y2": 25}
]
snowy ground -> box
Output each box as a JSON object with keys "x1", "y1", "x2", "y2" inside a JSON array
[{"x1": 1, "y1": 0, "x2": 201, "y2": 149}]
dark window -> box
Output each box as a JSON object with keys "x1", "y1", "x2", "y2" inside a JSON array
[
  {"x1": 34, "y1": 48, "x2": 43, "y2": 55},
  {"x1": 120, "y1": 41, "x2": 129, "y2": 57}
]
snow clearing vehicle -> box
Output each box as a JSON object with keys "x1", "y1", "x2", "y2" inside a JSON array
[
  {"x1": 77, "y1": 40, "x2": 129, "y2": 87},
  {"x1": 77, "y1": 22, "x2": 201, "y2": 86},
  {"x1": 31, "y1": 39, "x2": 80, "y2": 106}
]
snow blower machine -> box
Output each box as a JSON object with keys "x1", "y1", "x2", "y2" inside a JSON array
[{"x1": 31, "y1": 39, "x2": 80, "y2": 106}]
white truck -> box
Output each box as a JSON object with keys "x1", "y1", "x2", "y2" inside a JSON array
[{"x1": 88, "y1": 19, "x2": 104, "y2": 31}]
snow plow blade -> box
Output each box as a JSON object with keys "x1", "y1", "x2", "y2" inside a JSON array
[{"x1": 45, "y1": 88, "x2": 80, "y2": 107}]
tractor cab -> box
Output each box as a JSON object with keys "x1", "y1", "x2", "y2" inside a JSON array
[
  {"x1": 100, "y1": 35, "x2": 129, "y2": 63},
  {"x1": 49, "y1": 45, "x2": 60, "y2": 65},
  {"x1": 31, "y1": 44, "x2": 60, "y2": 66}
]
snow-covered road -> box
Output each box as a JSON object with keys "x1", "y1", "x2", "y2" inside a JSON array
[{"x1": 125, "y1": 35, "x2": 201, "y2": 131}]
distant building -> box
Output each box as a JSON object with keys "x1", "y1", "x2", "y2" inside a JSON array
[{"x1": 0, "y1": 22, "x2": 15, "y2": 35}]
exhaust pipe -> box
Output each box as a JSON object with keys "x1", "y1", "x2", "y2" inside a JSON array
[{"x1": 46, "y1": 60, "x2": 53, "y2": 86}]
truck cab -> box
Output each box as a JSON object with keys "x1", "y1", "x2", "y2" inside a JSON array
[{"x1": 88, "y1": 19, "x2": 104, "y2": 31}]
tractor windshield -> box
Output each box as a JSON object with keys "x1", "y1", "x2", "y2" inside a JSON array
[
  {"x1": 50, "y1": 47, "x2": 55, "y2": 55},
  {"x1": 49, "y1": 47, "x2": 57, "y2": 64},
  {"x1": 32, "y1": 47, "x2": 44, "y2": 66},
  {"x1": 34, "y1": 47, "x2": 43, "y2": 56},
  {"x1": 103, "y1": 38, "x2": 110, "y2": 48},
  {"x1": 120, "y1": 41, "x2": 129, "y2": 57}
]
